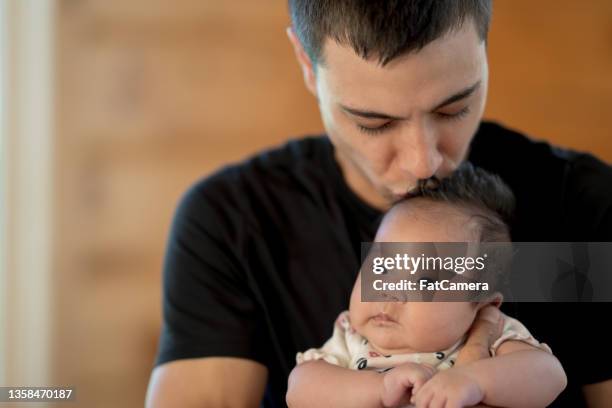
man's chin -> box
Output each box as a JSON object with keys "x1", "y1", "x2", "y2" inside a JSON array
[
  {"x1": 379, "y1": 190, "x2": 401, "y2": 204},
  {"x1": 381, "y1": 187, "x2": 417, "y2": 202}
]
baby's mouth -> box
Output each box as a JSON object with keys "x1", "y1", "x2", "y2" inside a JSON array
[{"x1": 370, "y1": 313, "x2": 397, "y2": 325}]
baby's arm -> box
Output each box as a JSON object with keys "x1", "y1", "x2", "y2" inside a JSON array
[
  {"x1": 286, "y1": 360, "x2": 434, "y2": 408},
  {"x1": 286, "y1": 360, "x2": 384, "y2": 408},
  {"x1": 413, "y1": 340, "x2": 567, "y2": 408}
]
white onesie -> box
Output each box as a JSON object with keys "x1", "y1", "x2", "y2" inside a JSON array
[{"x1": 296, "y1": 310, "x2": 552, "y2": 373}]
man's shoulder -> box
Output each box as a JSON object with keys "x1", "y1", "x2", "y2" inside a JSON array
[
  {"x1": 472, "y1": 121, "x2": 574, "y2": 169},
  {"x1": 239, "y1": 134, "x2": 331, "y2": 181},
  {"x1": 472, "y1": 121, "x2": 612, "y2": 239},
  {"x1": 481, "y1": 119, "x2": 610, "y2": 172},
  {"x1": 180, "y1": 135, "x2": 331, "y2": 214},
  {"x1": 475, "y1": 120, "x2": 610, "y2": 165},
  {"x1": 473, "y1": 121, "x2": 611, "y2": 183}
]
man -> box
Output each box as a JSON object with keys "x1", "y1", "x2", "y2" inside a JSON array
[{"x1": 146, "y1": 1, "x2": 612, "y2": 407}]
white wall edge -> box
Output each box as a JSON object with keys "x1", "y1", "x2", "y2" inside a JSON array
[
  {"x1": 0, "y1": 0, "x2": 8, "y2": 386},
  {"x1": 3, "y1": 0, "x2": 55, "y2": 392}
]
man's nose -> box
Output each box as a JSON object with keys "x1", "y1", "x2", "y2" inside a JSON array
[{"x1": 395, "y1": 121, "x2": 443, "y2": 180}]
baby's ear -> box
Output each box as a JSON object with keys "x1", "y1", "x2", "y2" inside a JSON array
[
  {"x1": 489, "y1": 292, "x2": 503, "y2": 308},
  {"x1": 477, "y1": 292, "x2": 503, "y2": 310}
]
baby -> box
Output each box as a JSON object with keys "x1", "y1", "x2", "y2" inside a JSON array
[{"x1": 287, "y1": 162, "x2": 567, "y2": 408}]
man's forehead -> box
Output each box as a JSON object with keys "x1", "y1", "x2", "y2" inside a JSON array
[
  {"x1": 316, "y1": 22, "x2": 486, "y2": 112},
  {"x1": 317, "y1": 19, "x2": 483, "y2": 71}
]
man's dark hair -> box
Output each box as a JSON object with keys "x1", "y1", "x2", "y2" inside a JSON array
[
  {"x1": 404, "y1": 161, "x2": 515, "y2": 242},
  {"x1": 288, "y1": 0, "x2": 493, "y2": 67}
]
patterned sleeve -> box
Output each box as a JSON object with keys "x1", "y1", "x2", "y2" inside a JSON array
[
  {"x1": 490, "y1": 313, "x2": 553, "y2": 356},
  {"x1": 295, "y1": 311, "x2": 352, "y2": 368}
]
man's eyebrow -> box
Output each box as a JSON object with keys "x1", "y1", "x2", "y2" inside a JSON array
[
  {"x1": 432, "y1": 80, "x2": 481, "y2": 111},
  {"x1": 339, "y1": 105, "x2": 404, "y2": 120},
  {"x1": 339, "y1": 80, "x2": 481, "y2": 121}
]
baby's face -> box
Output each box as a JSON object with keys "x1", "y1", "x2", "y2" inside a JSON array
[{"x1": 349, "y1": 200, "x2": 487, "y2": 354}]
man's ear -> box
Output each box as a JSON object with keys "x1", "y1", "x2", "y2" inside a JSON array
[{"x1": 286, "y1": 27, "x2": 318, "y2": 97}]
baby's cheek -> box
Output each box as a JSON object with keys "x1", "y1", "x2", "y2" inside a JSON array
[
  {"x1": 411, "y1": 320, "x2": 454, "y2": 346},
  {"x1": 403, "y1": 308, "x2": 470, "y2": 349},
  {"x1": 348, "y1": 303, "x2": 371, "y2": 330}
]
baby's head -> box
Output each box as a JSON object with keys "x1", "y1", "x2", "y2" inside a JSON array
[{"x1": 349, "y1": 162, "x2": 515, "y2": 355}]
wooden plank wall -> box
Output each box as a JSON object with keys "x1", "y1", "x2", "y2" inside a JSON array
[{"x1": 52, "y1": 1, "x2": 611, "y2": 407}]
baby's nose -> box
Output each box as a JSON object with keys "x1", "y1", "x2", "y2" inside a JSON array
[
  {"x1": 388, "y1": 294, "x2": 404, "y2": 303},
  {"x1": 380, "y1": 292, "x2": 406, "y2": 305}
]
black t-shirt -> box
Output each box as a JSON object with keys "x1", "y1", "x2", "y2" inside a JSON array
[{"x1": 155, "y1": 121, "x2": 612, "y2": 407}]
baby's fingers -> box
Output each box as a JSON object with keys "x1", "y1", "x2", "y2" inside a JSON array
[
  {"x1": 411, "y1": 378, "x2": 428, "y2": 396},
  {"x1": 442, "y1": 398, "x2": 464, "y2": 408},
  {"x1": 382, "y1": 375, "x2": 411, "y2": 407},
  {"x1": 428, "y1": 394, "x2": 447, "y2": 408},
  {"x1": 411, "y1": 386, "x2": 434, "y2": 408}
]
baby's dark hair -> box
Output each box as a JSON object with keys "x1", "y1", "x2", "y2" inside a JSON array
[
  {"x1": 402, "y1": 161, "x2": 516, "y2": 242},
  {"x1": 397, "y1": 162, "x2": 515, "y2": 300}
]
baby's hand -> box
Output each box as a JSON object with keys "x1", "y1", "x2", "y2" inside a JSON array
[
  {"x1": 411, "y1": 367, "x2": 483, "y2": 408},
  {"x1": 381, "y1": 362, "x2": 435, "y2": 407}
]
